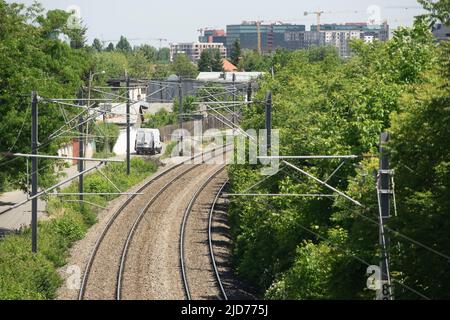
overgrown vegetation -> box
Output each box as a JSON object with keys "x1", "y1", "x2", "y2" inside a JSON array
[
  {"x1": 0, "y1": 158, "x2": 157, "y2": 299},
  {"x1": 92, "y1": 122, "x2": 120, "y2": 155},
  {"x1": 228, "y1": 11, "x2": 449, "y2": 299}
]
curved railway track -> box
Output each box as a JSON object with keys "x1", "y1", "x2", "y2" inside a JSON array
[
  {"x1": 180, "y1": 168, "x2": 228, "y2": 300},
  {"x1": 78, "y1": 145, "x2": 231, "y2": 300}
]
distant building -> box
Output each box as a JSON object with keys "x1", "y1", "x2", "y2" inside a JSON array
[
  {"x1": 199, "y1": 29, "x2": 227, "y2": 44},
  {"x1": 312, "y1": 23, "x2": 389, "y2": 41},
  {"x1": 222, "y1": 59, "x2": 238, "y2": 72},
  {"x1": 432, "y1": 23, "x2": 450, "y2": 42},
  {"x1": 226, "y1": 22, "x2": 307, "y2": 54},
  {"x1": 311, "y1": 22, "x2": 389, "y2": 57},
  {"x1": 170, "y1": 42, "x2": 227, "y2": 62},
  {"x1": 196, "y1": 72, "x2": 263, "y2": 83}
]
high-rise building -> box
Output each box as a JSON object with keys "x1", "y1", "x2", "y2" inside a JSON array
[
  {"x1": 226, "y1": 22, "x2": 306, "y2": 54},
  {"x1": 310, "y1": 22, "x2": 389, "y2": 57},
  {"x1": 199, "y1": 29, "x2": 227, "y2": 44},
  {"x1": 432, "y1": 23, "x2": 450, "y2": 42},
  {"x1": 170, "y1": 42, "x2": 227, "y2": 62}
]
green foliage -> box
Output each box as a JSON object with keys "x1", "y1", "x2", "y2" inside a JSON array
[
  {"x1": 93, "y1": 51, "x2": 128, "y2": 79},
  {"x1": 91, "y1": 38, "x2": 103, "y2": 52},
  {"x1": 417, "y1": 0, "x2": 450, "y2": 25},
  {"x1": 143, "y1": 108, "x2": 177, "y2": 128},
  {"x1": 198, "y1": 48, "x2": 223, "y2": 72},
  {"x1": 228, "y1": 17, "x2": 448, "y2": 299},
  {"x1": 162, "y1": 141, "x2": 177, "y2": 159},
  {"x1": 92, "y1": 122, "x2": 120, "y2": 154},
  {"x1": 230, "y1": 39, "x2": 242, "y2": 66},
  {"x1": 266, "y1": 229, "x2": 348, "y2": 300},
  {"x1": 127, "y1": 50, "x2": 153, "y2": 78},
  {"x1": 172, "y1": 54, "x2": 198, "y2": 79},
  {"x1": 105, "y1": 42, "x2": 114, "y2": 52},
  {"x1": 116, "y1": 35, "x2": 132, "y2": 53},
  {"x1": 238, "y1": 49, "x2": 271, "y2": 72},
  {"x1": 387, "y1": 63, "x2": 450, "y2": 298},
  {"x1": 0, "y1": 158, "x2": 157, "y2": 300},
  {"x1": 0, "y1": 1, "x2": 92, "y2": 192}
]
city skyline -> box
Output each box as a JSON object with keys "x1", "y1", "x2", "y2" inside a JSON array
[{"x1": 10, "y1": 0, "x2": 427, "y2": 47}]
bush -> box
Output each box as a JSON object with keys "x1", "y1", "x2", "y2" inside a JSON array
[
  {"x1": 0, "y1": 158, "x2": 157, "y2": 299},
  {"x1": 93, "y1": 123, "x2": 120, "y2": 154}
]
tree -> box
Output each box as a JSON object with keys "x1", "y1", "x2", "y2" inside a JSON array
[
  {"x1": 227, "y1": 16, "x2": 447, "y2": 300},
  {"x1": 238, "y1": 49, "x2": 270, "y2": 71},
  {"x1": 230, "y1": 38, "x2": 242, "y2": 66},
  {"x1": 67, "y1": 20, "x2": 87, "y2": 49},
  {"x1": 0, "y1": 1, "x2": 91, "y2": 191},
  {"x1": 157, "y1": 47, "x2": 170, "y2": 62},
  {"x1": 92, "y1": 38, "x2": 103, "y2": 52},
  {"x1": 136, "y1": 44, "x2": 157, "y2": 63},
  {"x1": 128, "y1": 50, "x2": 152, "y2": 78},
  {"x1": 172, "y1": 54, "x2": 198, "y2": 78},
  {"x1": 105, "y1": 42, "x2": 115, "y2": 52},
  {"x1": 152, "y1": 63, "x2": 171, "y2": 79},
  {"x1": 198, "y1": 49, "x2": 212, "y2": 72},
  {"x1": 116, "y1": 35, "x2": 132, "y2": 53},
  {"x1": 94, "y1": 51, "x2": 129, "y2": 78},
  {"x1": 198, "y1": 48, "x2": 223, "y2": 72},
  {"x1": 417, "y1": 0, "x2": 450, "y2": 25}
]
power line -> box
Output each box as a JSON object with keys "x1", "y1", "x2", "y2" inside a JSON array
[
  {"x1": 8, "y1": 104, "x2": 30, "y2": 152},
  {"x1": 255, "y1": 196, "x2": 431, "y2": 300}
]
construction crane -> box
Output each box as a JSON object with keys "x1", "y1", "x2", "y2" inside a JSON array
[
  {"x1": 304, "y1": 11, "x2": 325, "y2": 32},
  {"x1": 101, "y1": 38, "x2": 168, "y2": 49},
  {"x1": 243, "y1": 20, "x2": 267, "y2": 54},
  {"x1": 153, "y1": 38, "x2": 168, "y2": 50}
]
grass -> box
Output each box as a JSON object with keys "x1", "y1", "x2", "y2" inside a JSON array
[
  {"x1": 0, "y1": 158, "x2": 157, "y2": 300},
  {"x1": 161, "y1": 141, "x2": 178, "y2": 160}
]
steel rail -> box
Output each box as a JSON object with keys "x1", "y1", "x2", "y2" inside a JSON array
[
  {"x1": 208, "y1": 180, "x2": 229, "y2": 300},
  {"x1": 180, "y1": 166, "x2": 226, "y2": 300},
  {"x1": 78, "y1": 144, "x2": 232, "y2": 300},
  {"x1": 116, "y1": 164, "x2": 202, "y2": 300}
]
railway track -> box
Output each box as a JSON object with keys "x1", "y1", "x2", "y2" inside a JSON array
[
  {"x1": 180, "y1": 168, "x2": 228, "y2": 300},
  {"x1": 78, "y1": 145, "x2": 231, "y2": 300}
]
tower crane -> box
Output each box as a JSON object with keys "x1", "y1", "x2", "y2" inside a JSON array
[
  {"x1": 304, "y1": 11, "x2": 325, "y2": 32},
  {"x1": 101, "y1": 38, "x2": 168, "y2": 49}
]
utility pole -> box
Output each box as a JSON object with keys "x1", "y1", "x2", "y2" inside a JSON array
[
  {"x1": 31, "y1": 91, "x2": 38, "y2": 253},
  {"x1": 377, "y1": 132, "x2": 393, "y2": 300},
  {"x1": 126, "y1": 74, "x2": 131, "y2": 175},
  {"x1": 232, "y1": 73, "x2": 236, "y2": 134},
  {"x1": 247, "y1": 83, "x2": 252, "y2": 103},
  {"x1": 179, "y1": 79, "x2": 184, "y2": 157},
  {"x1": 78, "y1": 116, "x2": 84, "y2": 208},
  {"x1": 265, "y1": 91, "x2": 273, "y2": 153}
]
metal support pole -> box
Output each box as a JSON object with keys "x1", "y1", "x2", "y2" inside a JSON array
[
  {"x1": 78, "y1": 116, "x2": 84, "y2": 207},
  {"x1": 232, "y1": 73, "x2": 236, "y2": 133},
  {"x1": 31, "y1": 91, "x2": 38, "y2": 253},
  {"x1": 247, "y1": 83, "x2": 252, "y2": 103},
  {"x1": 378, "y1": 132, "x2": 393, "y2": 300},
  {"x1": 265, "y1": 91, "x2": 273, "y2": 153},
  {"x1": 179, "y1": 81, "x2": 184, "y2": 157},
  {"x1": 126, "y1": 75, "x2": 131, "y2": 175}
]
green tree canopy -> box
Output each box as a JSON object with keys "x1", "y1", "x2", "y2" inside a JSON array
[
  {"x1": 92, "y1": 38, "x2": 103, "y2": 52},
  {"x1": 105, "y1": 42, "x2": 115, "y2": 51},
  {"x1": 172, "y1": 54, "x2": 198, "y2": 79},
  {"x1": 230, "y1": 38, "x2": 242, "y2": 66},
  {"x1": 198, "y1": 48, "x2": 223, "y2": 72},
  {"x1": 116, "y1": 35, "x2": 132, "y2": 53}
]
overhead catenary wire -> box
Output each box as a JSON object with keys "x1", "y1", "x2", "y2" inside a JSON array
[{"x1": 255, "y1": 196, "x2": 431, "y2": 300}]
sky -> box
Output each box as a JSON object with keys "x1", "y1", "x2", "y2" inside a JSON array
[{"x1": 9, "y1": 0, "x2": 427, "y2": 47}]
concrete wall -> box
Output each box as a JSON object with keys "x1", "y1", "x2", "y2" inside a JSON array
[
  {"x1": 58, "y1": 139, "x2": 95, "y2": 165},
  {"x1": 158, "y1": 115, "x2": 231, "y2": 142}
]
